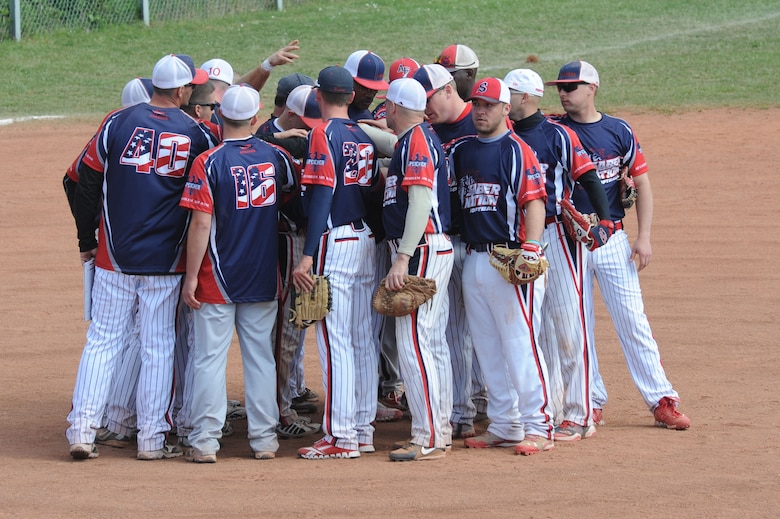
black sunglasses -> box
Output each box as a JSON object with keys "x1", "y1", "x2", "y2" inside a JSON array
[
  {"x1": 188, "y1": 102, "x2": 217, "y2": 109},
  {"x1": 557, "y1": 82, "x2": 587, "y2": 93}
]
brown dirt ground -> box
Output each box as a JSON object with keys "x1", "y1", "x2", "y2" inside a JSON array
[{"x1": 1, "y1": 108, "x2": 778, "y2": 518}]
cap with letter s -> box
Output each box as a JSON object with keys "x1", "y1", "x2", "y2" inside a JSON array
[{"x1": 468, "y1": 77, "x2": 510, "y2": 104}]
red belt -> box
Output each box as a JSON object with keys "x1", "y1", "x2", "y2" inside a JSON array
[{"x1": 546, "y1": 214, "x2": 623, "y2": 231}]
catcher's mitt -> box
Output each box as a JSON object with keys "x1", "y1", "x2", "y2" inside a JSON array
[
  {"x1": 289, "y1": 275, "x2": 332, "y2": 329},
  {"x1": 372, "y1": 275, "x2": 437, "y2": 317},
  {"x1": 619, "y1": 165, "x2": 637, "y2": 209},
  {"x1": 489, "y1": 243, "x2": 549, "y2": 285},
  {"x1": 559, "y1": 198, "x2": 613, "y2": 251}
]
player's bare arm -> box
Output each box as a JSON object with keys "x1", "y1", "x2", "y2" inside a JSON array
[
  {"x1": 523, "y1": 198, "x2": 546, "y2": 243},
  {"x1": 386, "y1": 254, "x2": 410, "y2": 291},
  {"x1": 236, "y1": 39, "x2": 301, "y2": 91},
  {"x1": 183, "y1": 209, "x2": 211, "y2": 309},
  {"x1": 292, "y1": 255, "x2": 315, "y2": 293},
  {"x1": 630, "y1": 172, "x2": 653, "y2": 271}
]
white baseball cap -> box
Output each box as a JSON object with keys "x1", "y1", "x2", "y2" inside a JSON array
[
  {"x1": 468, "y1": 78, "x2": 511, "y2": 104},
  {"x1": 503, "y1": 69, "x2": 545, "y2": 97},
  {"x1": 201, "y1": 58, "x2": 234, "y2": 86},
  {"x1": 220, "y1": 84, "x2": 260, "y2": 120},
  {"x1": 286, "y1": 85, "x2": 322, "y2": 128},
  {"x1": 120, "y1": 77, "x2": 154, "y2": 107},
  {"x1": 435, "y1": 44, "x2": 480, "y2": 71},
  {"x1": 412, "y1": 64, "x2": 454, "y2": 98},
  {"x1": 386, "y1": 77, "x2": 427, "y2": 112},
  {"x1": 152, "y1": 54, "x2": 208, "y2": 89}
]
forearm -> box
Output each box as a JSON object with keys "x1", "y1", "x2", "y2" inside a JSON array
[
  {"x1": 73, "y1": 163, "x2": 103, "y2": 252},
  {"x1": 577, "y1": 169, "x2": 611, "y2": 221},
  {"x1": 633, "y1": 173, "x2": 654, "y2": 240},
  {"x1": 302, "y1": 184, "x2": 333, "y2": 257},
  {"x1": 185, "y1": 211, "x2": 212, "y2": 282},
  {"x1": 524, "y1": 198, "x2": 546, "y2": 243},
  {"x1": 396, "y1": 185, "x2": 432, "y2": 256}
]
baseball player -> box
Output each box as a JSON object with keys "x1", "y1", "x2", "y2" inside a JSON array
[
  {"x1": 505, "y1": 68, "x2": 614, "y2": 441},
  {"x1": 180, "y1": 84, "x2": 297, "y2": 462},
  {"x1": 547, "y1": 60, "x2": 690, "y2": 430},
  {"x1": 255, "y1": 84, "x2": 322, "y2": 439},
  {"x1": 66, "y1": 54, "x2": 216, "y2": 460},
  {"x1": 434, "y1": 44, "x2": 480, "y2": 101},
  {"x1": 413, "y1": 63, "x2": 484, "y2": 438},
  {"x1": 451, "y1": 78, "x2": 554, "y2": 456},
  {"x1": 344, "y1": 50, "x2": 390, "y2": 122},
  {"x1": 292, "y1": 66, "x2": 379, "y2": 459},
  {"x1": 382, "y1": 78, "x2": 454, "y2": 461}
]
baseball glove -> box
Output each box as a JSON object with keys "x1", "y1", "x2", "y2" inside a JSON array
[
  {"x1": 559, "y1": 198, "x2": 614, "y2": 251},
  {"x1": 489, "y1": 243, "x2": 549, "y2": 285},
  {"x1": 289, "y1": 275, "x2": 332, "y2": 329},
  {"x1": 619, "y1": 165, "x2": 638, "y2": 209},
  {"x1": 372, "y1": 275, "x2": 437, "y2": 317}
]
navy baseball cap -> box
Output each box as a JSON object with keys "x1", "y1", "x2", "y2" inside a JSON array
[
  {"x1": 316, "y1": 66, "x2": 354, "y2": 94},
  {"x1": 344, "y1": 50, "x2": 390, "y2": 90},
  {"x1": 276, "y1": 73, "x2": 316, "y2": 99},
  {"x1": 545, "y1": 60, "x2": 600, "y2": 87}
]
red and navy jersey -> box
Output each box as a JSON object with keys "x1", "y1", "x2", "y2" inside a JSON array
[
  {"x1": 450, "y1": 131, "x2": 547, "y2": 246},
  {"x1": 382, "y1": 123, "x2": 450, "y2": 239},
  {"x1": 180, "y1": 136, "x2": 297, "y2": 304},
  {"x1": 348, "y1": 105, "x2": 374, "y2": 122},
  {"x1": 255, "y1": 117, "x2": 281, "y2": 135},
  {"x1": 557, "y1": 113, "x2": 648, "y2": 220},
  {"x1": 431, "y1": 104, "x2": 478, "y2": 236},
  {"x1": 301, "y1": 118, "x2": 377, "y2": 228},
  {"x1": 81, "y1": 103, "x2": 217, "y2": 274},
  {"x1": 511, "y1": 112, "x2": 596, "y2": 217},
  {"x1": 371, "y1": 101, "x2": 387, "y2": 121}
]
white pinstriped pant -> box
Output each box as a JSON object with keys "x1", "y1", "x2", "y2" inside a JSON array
[
  {"x1": 585, "y1": 230, "x2": 678, "y2": 410},
  {"x1": 66, "y1": 267, "x2": 181, "y2": 451},
  {"x1": 313, "y1": 223, "x2": 377, "y2": 450},
  {"x1": 390, "y1": 234, "x2": 454, "y2": 449},
  {"x1": 538, "y1": 222, "x2": 593, "y2": 426},
  {"x1": 463, "y1": 251, "x2": 553, "y2": 440}
]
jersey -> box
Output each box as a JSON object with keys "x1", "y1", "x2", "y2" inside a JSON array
[
  {"x1": 450, "y1": 131, "x2": 547, "y2": 246},
  {"x1": 180, "y1": 136, "x2": 297, "y2": 304},
  {"x1": 348, "y1": 105, "x2": 374, "y2": 122},
  {"x1": 80, "y1": 103, "x2": 217, "y2": 274},
  {"x1": 511, "y1": 111, "x2": 596, "y2": 217},
  {"x1": 557, "y1": 113, "x2": 648, "y2": 220},
  {"x1": 301, "y1": 118, "x2": 377, "y2": 228},
  {"x1": 382, "y1": 122, "x2": 450, "y2": 239}
]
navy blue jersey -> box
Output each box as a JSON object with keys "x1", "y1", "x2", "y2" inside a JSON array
[
  {"x1": 180, "y1": 136, "x2": 297, "y2": 303},
  {"x1": 450, "y1": 132, "x2": 546, "y2": 246},
  {"x1": 81, "y1": 103, "x2": 217, "y2": 274},
  {"x1": 512, "y1": 113, "x2": 596, "y2": 217},
  {"x1": 383, "y1": 123, "x2": 450, "y2": 239},
  {"x1": 556, "y1": 113, "x2": 647, "y2": 220}
]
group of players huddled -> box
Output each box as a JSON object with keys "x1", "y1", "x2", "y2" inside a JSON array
[{"x1": 64, "y1": 39, "x2": 690, "y2": 463}]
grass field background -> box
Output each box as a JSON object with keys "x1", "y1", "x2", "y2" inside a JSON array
[{"x1": 1, "y1": 0, "x2": 779, "y2": 119}]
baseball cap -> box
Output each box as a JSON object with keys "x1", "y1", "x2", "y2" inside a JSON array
[
  {"x1": 386, "y1": 78, "x2": 427, "y2": 112},
  {"x1": 544, "y1": 60, "x2": 600, "y2": 87},
  {"x1": 286, "y1": 85, "x2": 322, "y2": 129},
  {"x1": 201, "y1": 58, "x2": 234, "y2": 85},
  {"x1": 315, "y1": 66, "x2": 354, "y2": 94},
  {"x1": 388, "y1": 57, "x2": 421, "y2": 82},
  {"x1": 276, "y1": 73, "x2": 316, "y2": 99},
  {"x1": 152, "y1": 54, "x2": 208, "y2": 89},
  {"x1": 412, "y1": 64, "x2": 454, "y2": 98},
  {"x1": 220, "y1": 83, "x2": 260, "y2": 120},
  {"x1": 121, "y1": 77, "x2": 154, "y2": 107},
  {"x1": 503, "y1": 69, "x2": 544, "y2": 97},
  {"x1": 344, "y1": 50, "x2": 390, "y2": 90},
  {"x1": 468, "y1": 78, "x2": 510, "y2": 104},
  {"x1": 435, "y1": 44, "x2": 480, "y2": 72}
]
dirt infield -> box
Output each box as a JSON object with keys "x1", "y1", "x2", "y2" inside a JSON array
[{"x1": 1, "y1": 108, "x2": 778, "y2": 518}]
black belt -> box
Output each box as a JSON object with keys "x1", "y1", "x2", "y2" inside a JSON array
[
  {"x1": 467, "y1": 241, "x2": 521, "y2": 253},
  {"x1": 345, "y1": 219, "x2": 364, "y2": 230}
]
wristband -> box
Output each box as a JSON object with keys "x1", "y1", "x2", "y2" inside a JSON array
[
  {"x1": 261, "y1": 58, "x2": 274, "y2": 72},
  {"x1": 525, "y1": 239, "x2": 542, "y2": 248}
]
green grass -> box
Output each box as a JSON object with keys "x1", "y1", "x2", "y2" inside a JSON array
[{"x1": 1, "y1": 0, "x2": 778, "y2": 119}]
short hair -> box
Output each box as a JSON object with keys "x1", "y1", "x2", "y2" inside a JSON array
[
  {"x1": 320, "y1": 90, "x2": 352, "y2": 107},
  {"x1": 188, "y1": 81, "x2": 215, "y2": 105},
  {"x1": 221, "y1": 115, "x2": 253, "y2": 128}
]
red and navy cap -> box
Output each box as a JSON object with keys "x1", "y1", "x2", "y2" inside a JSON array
[
  {"x1": 344, "y1": 50, "x2": 390, "y2": 90},
  {"x1": 544, "y1": 60, "x2": 600, "y2": 87},
  {"x1": 389, "y1": 57, "x2": 421, "y2": 82},
  {"x1": 287, "y1": 85, "x2": 322, "y2": 129},
  {"x1": 412, "y1": 64, "x2": 453, "y2": 98},
  {"x1": 468, "y1": 77, "x2": 510, "y2": 104},
  {"x1": 152, "y1": 54, "x2": 209, "y2": 89}
]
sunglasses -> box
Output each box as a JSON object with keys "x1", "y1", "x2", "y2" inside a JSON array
[
  {"x1": 557, "y1": 82, "x2": 587, "y2": 93},
  {"x1": 188, "y1": 102, "x2": 217, "y2": 109}
]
